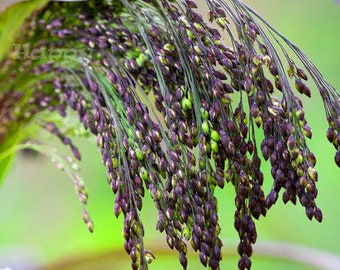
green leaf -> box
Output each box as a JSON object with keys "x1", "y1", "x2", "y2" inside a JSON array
[
  {"x1": 0, "y1": 128, "x2": 22, "y2": 187},
  {"x1": 0, "y1": 0, "x2": 49, "y2": 63},
  {"x1": 0, "y1": 149, "x2": 16, "y2": 187}
]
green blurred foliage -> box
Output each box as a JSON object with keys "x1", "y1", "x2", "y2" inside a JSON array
[
  {"x1": 0, "y1": 0, "x2": 49, "y2": 187},
  {"x1": 0, "y1": 0, "x2": 339, "y2": 269},
  {"x1": 0, "y1": 0, "x2": 48, "y2": 62}
]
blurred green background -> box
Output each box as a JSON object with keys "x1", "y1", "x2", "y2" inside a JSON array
[{"x1": 0, "y1": 0, "x2": 339, "y2": 269}]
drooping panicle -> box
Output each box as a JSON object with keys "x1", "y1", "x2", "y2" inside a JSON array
[{"x1": 0, "y1": 0, "x2": 339, "y2": 269}]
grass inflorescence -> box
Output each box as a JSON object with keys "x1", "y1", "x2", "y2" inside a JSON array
[{"x1": 0, "y1": 0, "x2": 339, "y2": 269}]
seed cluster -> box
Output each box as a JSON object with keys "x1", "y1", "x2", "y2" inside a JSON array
[
  {"x1": 0, "y1": 91, "x2": 25, "y2": 143},
  {"x1": 0, "y1": 1, "x2": 339, "y2": 270}
]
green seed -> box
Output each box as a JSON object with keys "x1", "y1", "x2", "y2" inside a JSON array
[
  {"x1": 200, "y1": 108, "x2": 209, "y2": 120},
  {"x1": 210, "y1": 130, "x2": 220, "y2": 142},
  {"x1": 144, "y1": 250, "x2": 156, "y2": 264},
  {"x1": 164, "y1": 43, "x2": 175, "y2": 52},
  {"x1": 182, "y1": 225, "x2": 191, "y2": 240},
  {"x1": 187, "y1": 29, "x2": 194, "y2": 40},
  {"x1": 296, "y1": 153, "x2": 303, "y2": 165},
  {"x1": 211, "y1": 140, "x2": 219, "y2": 153},
  {"x1": 112, "y1": 157, "x2": 118, "y2": 169},
  {"x1": 136, "y1": 53, "x2": 148, "y2": 67},
  {"x1": 135, "y1": 148, "x2": 144, "y2": 161},
  {"x1": 139, "y1": 167, "x2": 148, "y2": 181},
  {"x1": 88, "y1": 40, "x2": 95, "y2": 49},
  {"x1": 193, "y1": 45, "x2": 202, "y2": 54},
  {"x1": 308, "y1": 167, "x2": 318, "y2": 182},
  {"x1": 216, "y1": 18, "x2": 228, "y2": 29},
  {"x1": 193, "y1": 22, "x2": 203, "y2": 31},
  {"x1": 205, "y1": 142, "x2": 211, "y2": 154},
  {"x1": 199, "y1": 158, "x2": 205, "y2": 169},
  {"x1": 201, "y1": 121, "x2": 210, "y2": 134},
  {"x1": 158, "y1": 55, "x2": 167, "y2": 64},
  {"x1": 181, "y1": 97, "x2": 192, "y2": 111}
]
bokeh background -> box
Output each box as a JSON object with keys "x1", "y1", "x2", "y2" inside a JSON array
[{"x1": 0, "y1": 0, "x2": 339, "y2": 269}]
